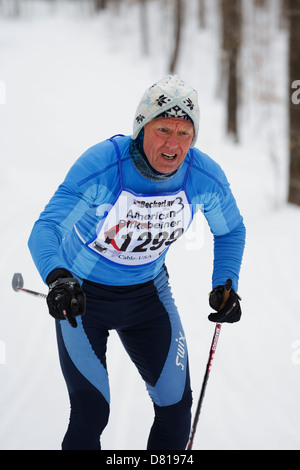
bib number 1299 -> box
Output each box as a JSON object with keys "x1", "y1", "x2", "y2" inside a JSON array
[{"x1": 105, "y1": 227, "x2": 184, "y2": 253}]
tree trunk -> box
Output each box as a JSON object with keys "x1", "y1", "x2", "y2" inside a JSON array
[
  {"x1": 288, "y1": 0, "x2": 300, "y2": 205},
  {"x1": 198, "y1": 0, "x2": 206, "y2": 29},
  {"x1": 221, "y1": 0, "x2": 242, "y2": 141},
  {"x1": 253, "y1": 0, "x2": 267, "y2": 6},
  {"x1": 169, "y1": 0, "x2": 184, "y2": 74},
  {"x1": 94, "y1": 0, "x2": 108, "y2": 11},
  {"x1": 139, "y1": 0, "x2": 149, "y2": 56},
  {"x1": 280, "y1": 0, "x2": 290, "y2": 28}
]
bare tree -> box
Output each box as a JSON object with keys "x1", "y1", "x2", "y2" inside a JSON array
[
  {"x1": 280, "y1": 0, "x2": 290, "y2": 28},
  {"x1": 288, "y1": 0, "x2": 300, "y2": 205},
  {"x1": 253, "y1": 0, "x2": 267, "y2": 6},
  {"x1": 169, "y1": 0, "x2": 184, "y2": 74},
  {"x1": 94, "y1": 0, "x2": 108, "y2": 11},
  {"x1": 1, "y1": 0, "x2": 21, "y2": 16},
  {"x1": 220, "y1": 0, "x2": 242, "y2": 142},
  {"x1": 139, "y1": 0, "x2": 149, "y2": 56},
  {"x1": 198, "y1": 0, "x2": 206, "y2": 29}
]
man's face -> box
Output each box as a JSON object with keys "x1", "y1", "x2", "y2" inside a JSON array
[{"x1": 143, "y1": 117, "x2": 194, "y2": 174}]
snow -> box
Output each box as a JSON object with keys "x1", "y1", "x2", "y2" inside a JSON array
[{"x1": 1, "y1": 0, "x2": 299, "y2": 450}]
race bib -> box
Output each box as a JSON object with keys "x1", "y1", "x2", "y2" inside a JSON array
[{"x1": 87, "y1": 189, "x2": 192, "y2": 266}]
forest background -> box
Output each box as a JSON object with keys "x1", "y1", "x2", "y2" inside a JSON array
[{"x1": 0, "y1": 0, "x2": 300, "y2": 450}]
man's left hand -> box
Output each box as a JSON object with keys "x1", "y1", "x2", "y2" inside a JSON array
[{"x1": 208, "y1": 285, "x2": 241, "y2": 324}]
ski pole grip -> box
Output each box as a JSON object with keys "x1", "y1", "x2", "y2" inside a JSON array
[{"x1": 219, "y1": 278, "x2": 232, "y2": 310}]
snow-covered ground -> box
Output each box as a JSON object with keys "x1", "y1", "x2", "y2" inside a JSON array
[{"x1": 1, "y1": 0, "x2": 299, "y2": 450}]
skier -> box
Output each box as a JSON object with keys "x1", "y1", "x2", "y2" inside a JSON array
[{"x1": 28, "y1": 75, "x2": 245, "y2": 450}]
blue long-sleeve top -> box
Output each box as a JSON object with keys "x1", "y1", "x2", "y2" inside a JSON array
[{"x1": 28, "y1": 135, "x2": 245, "y2": 292}]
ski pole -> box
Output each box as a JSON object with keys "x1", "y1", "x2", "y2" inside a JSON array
[
  {"x1": 187, "y1": 279, "x2": 232, "y2": 450},
  {"x1": 12, "y1": 272, "x2": 79, "y2": 327},
  {"x1": 12, "y1": 273, "x2": 47, "y2": 298}
]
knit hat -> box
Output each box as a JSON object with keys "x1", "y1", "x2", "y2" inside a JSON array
[{"x1": 132, "y1": 75, "x2": 200, "y2": 147}]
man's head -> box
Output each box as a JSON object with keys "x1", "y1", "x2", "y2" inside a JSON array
[
  {"x1": 142, "y1": 117, "x2": 194, "y2": 174},
  {"x1": 132, "y1": 75, "x2": 200, "y2": 173}
]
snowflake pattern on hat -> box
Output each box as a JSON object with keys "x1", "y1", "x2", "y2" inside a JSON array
[
  {"x1": 156, "y1": 105, "x2": 193, "y2": 122},
  {"x1": 132, "y1": 75, "x2": 200, "y2": 147}
]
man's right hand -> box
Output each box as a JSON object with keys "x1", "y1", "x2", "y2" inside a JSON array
[{"x1": 46, "y1": 269, "x2": 86, "y2": 328}]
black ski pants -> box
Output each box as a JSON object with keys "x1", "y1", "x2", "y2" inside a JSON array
[{"x1": 55, "y1": 267, "x2": 192, "y2": 450}]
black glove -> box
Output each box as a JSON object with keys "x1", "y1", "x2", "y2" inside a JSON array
[
  {"x1": 208, "y1": 284, "x2": 241, "y2": 324},
  {"x1": 46, "y1": 269, "x2": 86, "y2": 328}
]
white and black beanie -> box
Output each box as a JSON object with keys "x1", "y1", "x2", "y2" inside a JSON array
[{"x1": 132, "y1": 75, "x2": 200, "y2": 147}]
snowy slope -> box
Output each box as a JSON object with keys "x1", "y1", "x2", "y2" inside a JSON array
[{"x1": 0, "y1": 1, "x2": 299, "y2": 450}]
